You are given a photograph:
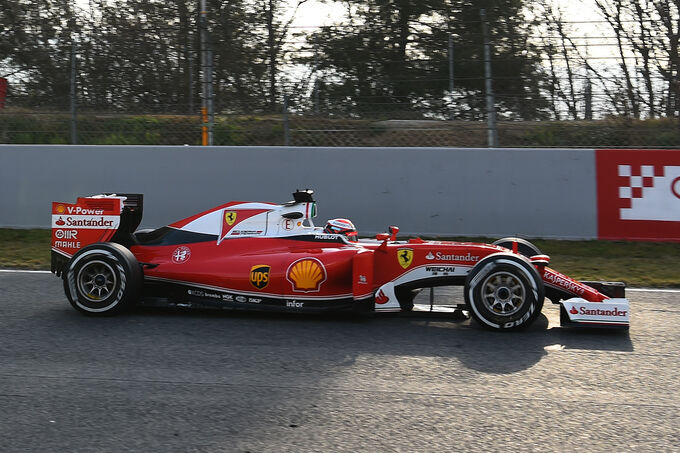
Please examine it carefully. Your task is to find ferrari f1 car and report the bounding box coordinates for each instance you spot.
[50,190,630,330]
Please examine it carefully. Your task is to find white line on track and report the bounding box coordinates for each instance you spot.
[627,287,680,294]
[0,269,52,274]
[2,269,680,294]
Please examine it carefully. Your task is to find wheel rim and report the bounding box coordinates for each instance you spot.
[480,271,526,316]
[77,260,117,303]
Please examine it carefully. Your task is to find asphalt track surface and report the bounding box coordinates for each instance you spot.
[1,271,679,452]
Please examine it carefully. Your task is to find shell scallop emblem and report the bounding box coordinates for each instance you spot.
[286,258,327,292]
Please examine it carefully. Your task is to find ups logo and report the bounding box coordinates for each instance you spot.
[250,265,271,290]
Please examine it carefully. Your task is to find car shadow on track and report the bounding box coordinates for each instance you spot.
[118,305,633,375]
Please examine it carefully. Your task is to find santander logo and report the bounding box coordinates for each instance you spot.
[569,305,628,317]
[375,290,388,304]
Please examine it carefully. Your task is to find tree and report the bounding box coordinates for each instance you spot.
[0,0,310,114]
[0,0,77,107]
[296,0,549,120]
[592,0,680,118]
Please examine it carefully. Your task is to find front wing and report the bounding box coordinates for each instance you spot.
[560,298,630,328]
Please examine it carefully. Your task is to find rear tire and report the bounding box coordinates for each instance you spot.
[63,243,142,315]
[464,253,544,331]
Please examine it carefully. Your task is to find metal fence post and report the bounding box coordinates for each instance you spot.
[208,41,214,145]
[200,0,213,145]
[283,93,290,146]
[70,40,77,145]
[584,36,592,120]
[187,37,194,115]
[314,36,320,115]
[584,79,593,120]
[448,33,454,120]
[480,9,497,147]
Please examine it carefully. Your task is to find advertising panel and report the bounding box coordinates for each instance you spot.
[596,149,680,241]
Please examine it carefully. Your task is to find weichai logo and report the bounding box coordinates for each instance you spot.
[250,265,271,290]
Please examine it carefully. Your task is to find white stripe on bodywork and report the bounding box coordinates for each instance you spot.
[144,275,354,301]
[180,210,224,235]
[181,203,277,235]
[390,264,472,286]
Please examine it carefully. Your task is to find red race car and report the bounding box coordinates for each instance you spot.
[50,190,630,330]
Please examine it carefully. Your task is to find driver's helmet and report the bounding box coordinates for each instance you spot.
[324,218,358,241]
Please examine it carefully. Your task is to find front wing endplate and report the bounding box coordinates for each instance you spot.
[560,298,630,328]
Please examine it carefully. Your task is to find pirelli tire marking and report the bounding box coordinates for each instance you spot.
[465,255,544,330]
[64,244,141,315]
[67,249,127,313]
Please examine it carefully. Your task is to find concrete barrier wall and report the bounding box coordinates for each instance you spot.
[0,145,597,239]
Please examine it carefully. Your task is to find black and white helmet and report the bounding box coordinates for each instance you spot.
[323,218,358,241]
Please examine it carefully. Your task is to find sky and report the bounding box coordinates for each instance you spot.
[71,0,604,36]
[70,0,611,59]
[290,0,602,27]
[287,0,612,60]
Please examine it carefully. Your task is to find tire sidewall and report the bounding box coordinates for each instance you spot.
[492,237,542,259]
[465,253,544,330]
[64,243,141,315]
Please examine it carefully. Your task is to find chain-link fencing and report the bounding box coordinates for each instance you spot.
[2,1,679,148]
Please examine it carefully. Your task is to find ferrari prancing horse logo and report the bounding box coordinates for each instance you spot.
[225,211,237,225]
[397,248,414,269]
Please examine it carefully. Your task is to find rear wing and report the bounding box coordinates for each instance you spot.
[51,193,143,276]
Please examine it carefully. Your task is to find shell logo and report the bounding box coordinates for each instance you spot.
[286,258,327,292]
[55,204,66,214]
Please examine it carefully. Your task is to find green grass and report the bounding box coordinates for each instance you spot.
[529,239,680,288]
[0,229,52,270]
[2,111,680,148]
[2,229,679,288]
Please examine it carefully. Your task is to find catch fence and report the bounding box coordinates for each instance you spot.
[2,2,679,148]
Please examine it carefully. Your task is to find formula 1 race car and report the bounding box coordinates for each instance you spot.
[50,190,630,330]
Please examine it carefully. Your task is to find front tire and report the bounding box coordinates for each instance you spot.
[464,253,544,331]
[492,237,542,258]
[63,243,142,315]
